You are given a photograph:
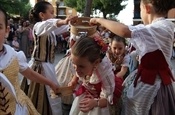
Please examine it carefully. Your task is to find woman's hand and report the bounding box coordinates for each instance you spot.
[64,15,78,24]
[79,92,97,112]
[90,18,100,26]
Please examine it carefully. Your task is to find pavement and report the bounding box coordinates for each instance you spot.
[53,53,65,66]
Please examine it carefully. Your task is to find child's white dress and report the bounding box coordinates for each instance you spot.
[122,18,175,115]
[69,56,115,115]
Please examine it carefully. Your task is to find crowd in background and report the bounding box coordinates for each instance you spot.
[4,18,71,58]
[1,0,175,114]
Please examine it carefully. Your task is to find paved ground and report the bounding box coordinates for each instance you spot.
[53,53,65,66]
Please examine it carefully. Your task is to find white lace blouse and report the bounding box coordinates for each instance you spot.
[128,18,175,67]
[77,56,115,104]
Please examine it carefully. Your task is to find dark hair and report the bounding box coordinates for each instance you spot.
[71,37,105,63]
[142,0,175,16]
[29,1,51,23]
[0,7,8,28]
[110,35,127,46]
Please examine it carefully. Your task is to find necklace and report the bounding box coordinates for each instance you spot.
[84,75,91,83]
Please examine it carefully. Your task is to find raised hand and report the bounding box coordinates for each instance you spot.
[64,15,78,24]
[90,18,100,26]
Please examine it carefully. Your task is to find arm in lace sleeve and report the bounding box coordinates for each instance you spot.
[34,18,69,36]
[97,57,115,104]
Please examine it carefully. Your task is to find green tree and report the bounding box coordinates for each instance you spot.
[0,0,32,19]
[64,0,126,18]
[64,0,83,12]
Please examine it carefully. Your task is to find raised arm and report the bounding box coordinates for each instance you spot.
[90,18,131,38]
[35,16,78,36]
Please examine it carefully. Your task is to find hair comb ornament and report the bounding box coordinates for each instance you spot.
[93,35,108,54]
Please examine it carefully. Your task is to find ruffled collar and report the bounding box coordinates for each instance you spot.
[152,17,165,23]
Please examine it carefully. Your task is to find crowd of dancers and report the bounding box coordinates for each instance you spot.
[0,0,175,115]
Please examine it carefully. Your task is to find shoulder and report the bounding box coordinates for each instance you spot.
[128,24,145,32]
[98,56,113,71]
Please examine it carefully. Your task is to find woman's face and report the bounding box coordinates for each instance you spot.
[22,21,27,27]
[71,54,97,77]
[0,11,9,49]
[110,40,125,57]
[41,5,55,20]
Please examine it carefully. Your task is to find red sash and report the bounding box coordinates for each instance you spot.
[75,82,102,98]
[134,50,174,87]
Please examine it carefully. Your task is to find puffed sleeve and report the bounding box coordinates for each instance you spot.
[16,51,28,72]
[97,56,115,104]
[121,54,130,67]
[34,19,60,36]
[54,25,69,35]
[128,24,147,55]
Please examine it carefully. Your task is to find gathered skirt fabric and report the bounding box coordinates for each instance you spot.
[121,69,175,115]
[21,60,62,115]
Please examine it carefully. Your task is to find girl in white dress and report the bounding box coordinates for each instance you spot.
[106,35,130,115]
[0,7,59,115]
[90,0,175,114]
[20,1,77,115]
[107,35,130,80]
[69,36,115,115]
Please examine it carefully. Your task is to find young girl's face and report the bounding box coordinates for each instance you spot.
[41,5,55,21]
[71,54,97,77]
[0,11,9,48]
[110,40,125,57]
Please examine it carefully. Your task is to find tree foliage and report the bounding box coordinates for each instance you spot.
[64,0,126,18]
[0,0,32,19]
[64,0,84,12]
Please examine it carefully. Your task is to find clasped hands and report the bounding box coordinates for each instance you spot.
[79,91,99,113]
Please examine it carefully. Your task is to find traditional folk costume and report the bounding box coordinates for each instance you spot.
[69,56,115,115]
[58,17,114,115]
[107,50,130,78]
[106,49,130,115]
[0,44,40,115]
[122,18,175,115]
[55,55,75,114]
[21,19,69,115]
[55,17,102,115]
